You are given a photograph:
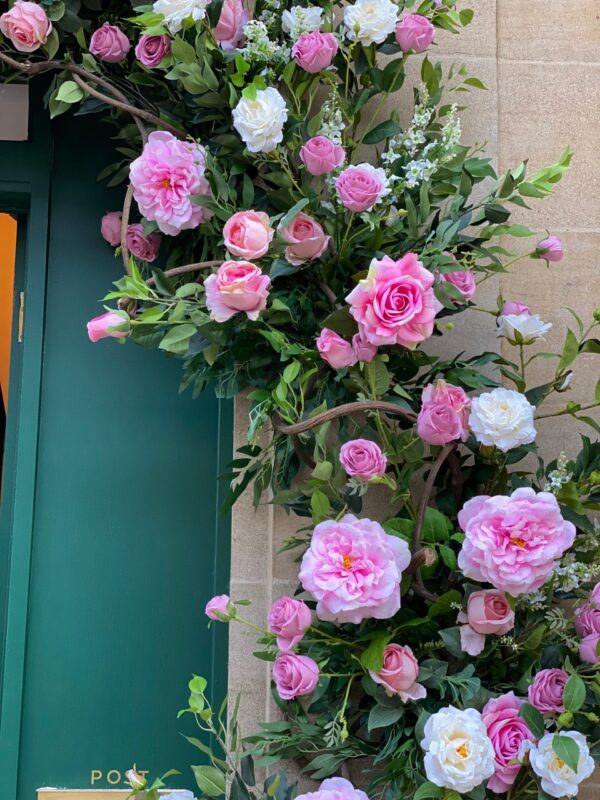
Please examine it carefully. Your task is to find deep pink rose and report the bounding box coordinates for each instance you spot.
[223,211,274,260]
[268,596,312,651]
[300,136,345,176]
[502,301,531,315]
[528,669,568,713]
[292,31,338,73]
[0,1,52,53]
[536,235,564,263]
[575,583,600,636]
[580,633,600,665]
[369,644,426,701]
[214,0,249,50]
[279,212,329,265]
[352,330,377,362]
[101,211,123,246]
[204,260,271,322]
[87,311,130,343]
[272,653,319,700]
[296,779,369,800]
[299,514,411,624]
[90,22,130,63]
[439,269,476,303]
[467,590,515,635]
[339,439,387,480]
[316,329,357,369]
[482,692,533,793]
[126,224,161,262]
[395,14,435,53]
[336,164,388,212]
[130,131,211,236]
[457,489,576,596]
[135,34,171,68]
[417,380,470,445]
[346,253,442,348]
[205,594,231,620]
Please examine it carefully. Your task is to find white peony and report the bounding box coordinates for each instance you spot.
[469,387,536,452]
[420,706,495,794]
[497,312,552,345]
[153,0,211,34]
[233,88,288,153]
[528,733,595,798]
[343,0,398,45]
[281,6,323,39]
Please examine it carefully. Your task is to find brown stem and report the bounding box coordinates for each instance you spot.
[145,260,222,286]
[272,401,416,436]
[71,72,148,143]
[412,443,457,556]
[120,183,134,272]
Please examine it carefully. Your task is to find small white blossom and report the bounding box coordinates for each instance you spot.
[344,0,398,46]
[527,732,595,798]
[281,5,323,39]
[152,0,210,33]
[319,100,346,144]
[240,20,290,65]
[469,388,536,452]
[404,158,438,188]
[497,312,552,345]
[233,87,288,153]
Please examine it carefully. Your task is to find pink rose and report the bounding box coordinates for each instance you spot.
[101,211,123,246]
[0,1,52,53]
[459,625,486,656]
[467,590,515,635]
[214,0,249,51]
[272,653,319,700]
[438,269,476,303]
[223,211,274,260]
[339,439,387,480]
[279,212,329,265]
[352,330,377,362]
[316,328,357,369]
[268,596,312,651]
[126,224,161,262]
[300,136,345,177]
[336,163,389,213]
[299,514,411,624]
[346,253,442,348]
[482,692,534,794]
[135,34,171,68]
[205,594,231,620]
[575,583,600,636]
[395,14,435,53]
[90,22,130,63]
[417,379,471,445]
[369,644,426,701]
[580,633,600,665]
[87,311,130,343]
[205,261,270,323]
[292,31,338,73]
[457,489,576,596]
[528,668,568,713]
[502,301,531,315]
[296,779,369,800]
[536,235,564,263]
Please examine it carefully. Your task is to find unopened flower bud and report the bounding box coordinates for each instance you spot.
[589,471,600,486]
[556,372,573,392]
[594,308,600,322]
[558,711,573,728]
[126,768,147,790]
[566,401,581,414]
[584,712,600,723]
[444,322,455,331]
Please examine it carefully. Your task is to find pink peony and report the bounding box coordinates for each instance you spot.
[101,211,123,246]
[0,1,52,53]
[205,594,231,620]
[346,253,442,348]
[457,488,575,596]
[536,235,564,263]
[135,34,171,68]
[204,260,271,323]
[528,669,568,713]
[417,379,471,445]
[352,330,377,362]
[300,136,345,176]
[292,31,338,73]
[126,224,161,262]
[316,328,357,369]
[295,778,369,800]
[268,596,312,651]
[439,269,476,303]
[279,212,329,265]
[335,163,389,213]
[395,14,435,53]
[339,439,387,480]
[299,514,411,624]
[482,692,534,793]
[575,583,600,637]
[214,0,249,50]
[467,590,515,635]
[580,633,600,665]
[89,22,130,63]
[87,311,130,343]
[223,210,274,260]
[502,301,531,315]
[129,131,211,236]
[369,644,426,701]
[272,653,319,700]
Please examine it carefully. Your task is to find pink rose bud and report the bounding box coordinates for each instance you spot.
[126,769,147,790]
[204,594,231,621]
[467,590,515,635]
[126,224,161,262]
[528,668,568,713]
[395,14,435,53]
[339,439,387,480]
[204,260,271,322]
[101,211,123,246]
[292,31,338,73]
[417,380,471,445]
[223,211,274,260]
[272,653,319,700]
[90,22,130,63]
[438,269,476,303]
[352,330,377,363]
[482,693,534,794]
[0,0,52,53]
[335,164,388,213]
[279,212,330,265]
[574,583,600,637]
[300,136,345,177]
[502,300,531,316]
[135,34,171,68]
[214,0,249,51]
[369,644,426,701]
[536,235,564,262]
[316,328,357,370]
[87,311,130,343]
[579,633,600,665]
[268,596,312,651]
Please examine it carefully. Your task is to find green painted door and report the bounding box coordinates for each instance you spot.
[0,100,231,798]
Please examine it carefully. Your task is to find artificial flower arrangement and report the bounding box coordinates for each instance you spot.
[2,0,600,799]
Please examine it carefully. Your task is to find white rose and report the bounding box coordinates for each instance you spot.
[344,0,398,46]
[233,88,288,153]
[497,312,552,345]
[421,706,495,794]
[469,387,536,452]
[529,733,595,798]
[281,6,323,39]
[153,0,210,34]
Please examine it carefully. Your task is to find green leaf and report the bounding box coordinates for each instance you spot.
[367,704,403,731]
[422,508,453,543]
[159,323,197,355]
[413,782,443,800]
[311,461,333,481]
[552,735,580,773]
[56,80,84,104]
[360,631,391,672]
[428,590,462,619]
[192,765,226,797]
[362,120,401,145]
[563,673,586,713]
[172,35,197,63]
[310,490,330,521]
[279,198,310,228]
[518,702,545,739]
[557,328,579,372]
[438,544,457,570]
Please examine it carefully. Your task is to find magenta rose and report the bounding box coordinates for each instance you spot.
[528,668,568,713]
[214,0,249,50]
[135,34,171,68]
[369,644,426,701]
[268,596,312,651]
[502,300,531,315]
[439,269,476,303]
[352,330,377,363]
[295,779,369,800]
[300,136,345,176]
[417,379,471,445]
[482,692,534,793]
[223,211,274,260]
[395,14,435,53]
[272,653,319,700]
[101,211,123,246]
[336,163,389,212]
[87,311,130,343]
[339,439,387,480]
[536,235,564,263]
[279,212,329,265]
[205,594,231,621]
[299,514,411,624]
[292,31,338,73]
[316,328,357,370]
[575,583,600,636]
[346,253,442,348]
[204,260,271,323]
[580,633,600,665]
[0,1,52,53]
[467,590,515,635]
[90,22,130,63]
[126,224,161,262]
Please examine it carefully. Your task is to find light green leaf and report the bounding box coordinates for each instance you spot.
[158,323,197,355]
[552,735,580,774]
[56,80,84,104]
[192,765,226,797]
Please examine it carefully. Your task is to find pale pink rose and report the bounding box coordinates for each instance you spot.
[352,330,377,362]
[395,13,435,53]
[457,488,576,596]
[316,328,357,369]
[268,596,312,651]
[335,163,389,212]
[214,0,249,51]
[459,624,486,656]
[279,212,329,265]
[292,31,338,73]
[528,669,568,713]
[339,439,387,480]
[87,311,130,343]
[502,301,531,315]
[369,644,426,701]
[135,34,171,68]
[101,211,123,246]
[299,514,411,624]
[346,254,442,348]
[467,590,515,635]
[575,583,600,636]
[536,235,564,263]
[0,1,52,53]
[295,778,369,800]
[439,269,476,303]
[223,211,274,260]
[580,633,600,665]
[482,692,534,794]
[205,594,231,620]
[272,653,319,700]
[204,260,271,322]
[90,22,130,63]
[300,136,345,176]
[417,379,470,445]
[126,224,161,262]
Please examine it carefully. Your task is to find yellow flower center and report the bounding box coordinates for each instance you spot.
[456,743,469,759]
[160,178,171,188]
[512,537,526,548]
[342,555,353,571]
[555,757,565,770]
